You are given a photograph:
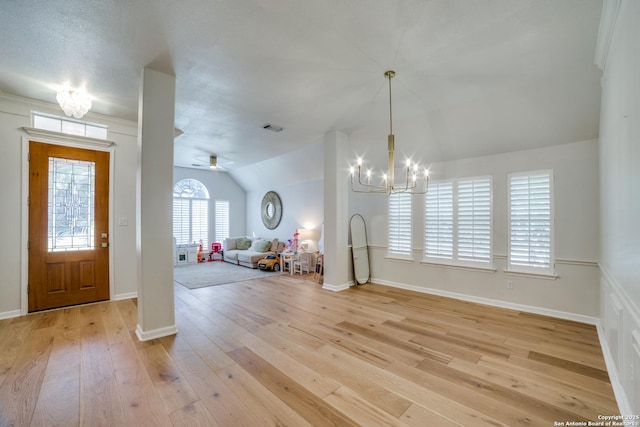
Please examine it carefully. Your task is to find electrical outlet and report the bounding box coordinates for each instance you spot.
[507,280,514,289]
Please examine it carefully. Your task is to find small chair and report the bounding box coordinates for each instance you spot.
[314,253,324,282]
[293,254,311,275]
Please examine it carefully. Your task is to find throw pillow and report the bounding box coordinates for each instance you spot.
[270,238,279,252]
[237,237,252,250]
[255,240,272,252]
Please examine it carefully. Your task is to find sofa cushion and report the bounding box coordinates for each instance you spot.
[250,239,271,253]
[237,251,272,264]
[236,237,252,250]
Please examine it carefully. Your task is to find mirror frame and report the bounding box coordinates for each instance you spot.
[261,191,282,229]
[350,213,370,285]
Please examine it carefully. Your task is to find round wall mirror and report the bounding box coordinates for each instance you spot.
[261,191,282,229]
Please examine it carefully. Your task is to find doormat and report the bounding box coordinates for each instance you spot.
[174,261,281,289]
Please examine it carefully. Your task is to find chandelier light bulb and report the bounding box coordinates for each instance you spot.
[357,157,362,166]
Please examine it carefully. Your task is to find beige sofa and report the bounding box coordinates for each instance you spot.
[223,237,285,269]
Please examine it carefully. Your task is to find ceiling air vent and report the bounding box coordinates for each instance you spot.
[262,123,284,132]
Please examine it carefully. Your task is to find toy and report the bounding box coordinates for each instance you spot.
[257,254,281,271]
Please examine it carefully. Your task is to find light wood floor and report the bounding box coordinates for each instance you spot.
[0,273,618,426]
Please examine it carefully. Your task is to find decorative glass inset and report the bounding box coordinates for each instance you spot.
[48,157,95,252]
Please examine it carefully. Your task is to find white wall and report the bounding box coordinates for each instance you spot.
[597,0,640,414]
[233,143,324,247]
[173,166,246,243]
[0,94,139,317]
[348,139,601,318]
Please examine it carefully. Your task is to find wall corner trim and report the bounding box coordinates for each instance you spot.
[594,0,623,70]
[135,324,178,342]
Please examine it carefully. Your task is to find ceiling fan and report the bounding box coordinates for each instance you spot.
[191,154,234,171]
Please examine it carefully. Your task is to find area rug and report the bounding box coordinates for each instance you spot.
[174,261,281,289]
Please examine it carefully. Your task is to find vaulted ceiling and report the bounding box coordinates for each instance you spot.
[0,0,603,173]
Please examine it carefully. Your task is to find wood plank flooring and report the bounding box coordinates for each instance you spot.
[0,273,618,426]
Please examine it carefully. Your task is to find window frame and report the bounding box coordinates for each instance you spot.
[507,170,555,276]
[423,175,494,269]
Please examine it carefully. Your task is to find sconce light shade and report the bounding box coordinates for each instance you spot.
[56,87,92,119]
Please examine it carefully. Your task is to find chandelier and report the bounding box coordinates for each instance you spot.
[350,71,429,195]
[56,86,92,119]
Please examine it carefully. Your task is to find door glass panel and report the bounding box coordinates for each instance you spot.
[48,157,95,252]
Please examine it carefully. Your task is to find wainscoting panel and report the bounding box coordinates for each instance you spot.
[600,266,640,416]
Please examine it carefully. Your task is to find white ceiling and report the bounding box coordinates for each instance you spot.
[0,0,603,172]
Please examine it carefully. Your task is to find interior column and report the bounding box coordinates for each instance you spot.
[323,130,350,291]
[135,67,178,341]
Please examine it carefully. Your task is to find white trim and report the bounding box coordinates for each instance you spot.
[370,277,599,325]
[20,134,115,315]
[555,258,599,267]
[113,292,138,301]
[595,0,623,71]
[135,324,179,342]
[322,281,352,292]
[503,269,559,280]
[0,310,22,320]
[23,126,114,148]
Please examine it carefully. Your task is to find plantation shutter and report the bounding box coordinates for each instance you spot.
[509,171,553,272]
[424,181,454,259]
[173,198,190,245]
[457,178,492,263]
[388,192,412,256]
[191,199,209,245]
[215,200,230,243]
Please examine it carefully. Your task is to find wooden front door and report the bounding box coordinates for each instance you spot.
[28,141,110,312]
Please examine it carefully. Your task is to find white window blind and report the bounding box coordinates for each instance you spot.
[215,200,230,243]
[190,199,209,244]
[508,171,553,273]
[388,192,412,256]
[424,181,453,260]
[172,199,191,245]
[457,178,492,263]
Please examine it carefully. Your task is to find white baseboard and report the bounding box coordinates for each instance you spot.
[371,277,599,325]
[322,281,352,292]
[113,292,137,301]
[0,309,21,320]
[135,323,179,342]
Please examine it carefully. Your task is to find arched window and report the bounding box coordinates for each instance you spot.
[173,179,209,245]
